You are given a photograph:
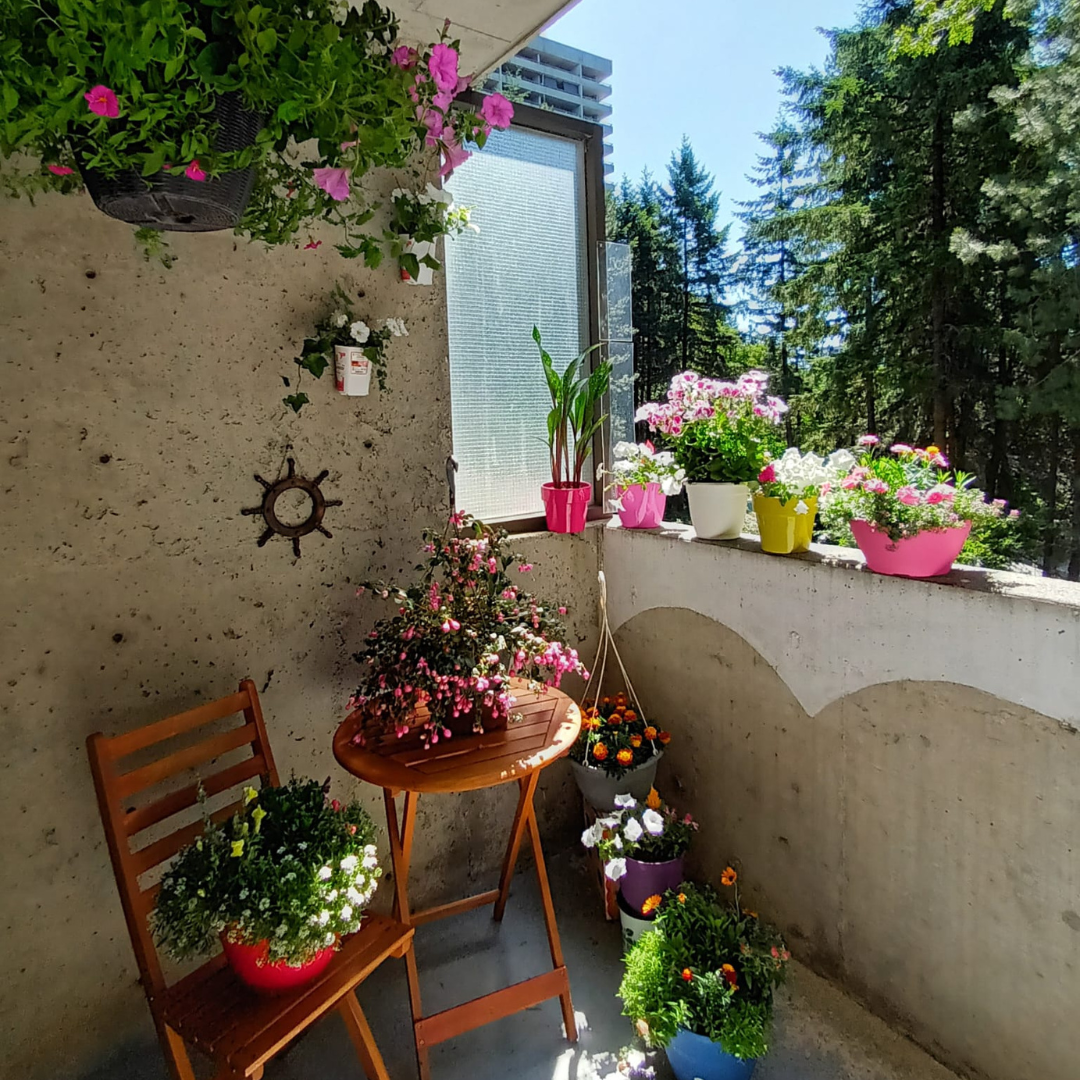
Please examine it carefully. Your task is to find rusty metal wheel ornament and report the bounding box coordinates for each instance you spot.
[241,458,342,557]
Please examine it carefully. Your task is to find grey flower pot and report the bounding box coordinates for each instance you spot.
[570,751,663,812]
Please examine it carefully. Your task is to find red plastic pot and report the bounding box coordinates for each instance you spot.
[541,482,590,534]
[616,483,666,529]
[850,519,971,578]
[221,935,335,994]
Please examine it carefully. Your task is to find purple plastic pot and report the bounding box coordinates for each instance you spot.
[619,855,686,915]
[616,483,666,529]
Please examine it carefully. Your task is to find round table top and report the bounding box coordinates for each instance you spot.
[333,680,582,795]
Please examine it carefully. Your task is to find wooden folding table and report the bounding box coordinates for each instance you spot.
[333,680,581,1080]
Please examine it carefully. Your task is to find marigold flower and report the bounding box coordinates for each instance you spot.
[623,709,637,722]
[616,748,634,766]
[681,967,693,982]
[641,894,662,916]
[646,788,662,811]
[721,963,738,989]
[630,735,643,748]
[677,892,687,904]
[643,725,658,741]
[615,693,627,706]
[721,866,737,886]
[658,731,671,745]
[592,742,608,762]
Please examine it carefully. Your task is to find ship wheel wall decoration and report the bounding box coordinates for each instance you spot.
[241,458,342,557]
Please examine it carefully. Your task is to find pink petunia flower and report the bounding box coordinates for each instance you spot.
[313,166,351,201]
[391,45,417,69]
[47,164,74,176]
[758,464,776,484]
[864,478,890,495]
[185,160,206,182]
[896,486,921,506]
[480,92,514,130]
[432,89,454,113]
[84,85,119,118]
[428,42,460,93]
[438,130,471,178]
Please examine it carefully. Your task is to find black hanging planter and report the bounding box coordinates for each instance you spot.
[81,93,264,232]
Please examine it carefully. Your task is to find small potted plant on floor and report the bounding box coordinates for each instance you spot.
[582,791,697,918]
[568,693,670,810]
[152,778,381,994]
[636,372,785,540]
[535,327,612,534]
[819,437,1019,578]
[601,442,686,529]
[619,878,790,1080]
[752,448,855,555]
[349,513,588,748]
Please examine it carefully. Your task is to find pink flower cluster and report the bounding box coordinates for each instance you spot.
[635,370,787,438]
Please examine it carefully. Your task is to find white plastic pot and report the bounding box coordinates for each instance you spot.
[334,345,371,397]
[399,237,435,286]
[686,482,750,540]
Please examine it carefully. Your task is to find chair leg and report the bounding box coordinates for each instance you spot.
[157,1022,197,1080]
[338,992,391,1080]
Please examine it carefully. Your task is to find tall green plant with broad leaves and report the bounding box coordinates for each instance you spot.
[534,326,611,487]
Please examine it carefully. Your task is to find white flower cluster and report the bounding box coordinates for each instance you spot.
[606,441,687,501]
[580,793,665,882]
[768,447,856,499]
[310,843,380,942]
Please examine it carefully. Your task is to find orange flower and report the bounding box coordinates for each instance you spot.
[721,963,738,990]
[592,742,608,762]
[583,715,600,731]
[623,709,637,722]
[615,693,627,706]
[643,725,658,741]
[743,908,758,919]
[681,967,693,982]
[721,867,737,887]
[630,734,642,748]
[640,894,662,916]
[677,892,687,904]
[608,712,622,725]
[646,787,662,810]
[616,748,634,766]
[658,731,671,745]
[926,445,941,455]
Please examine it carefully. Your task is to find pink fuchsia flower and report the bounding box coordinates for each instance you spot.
[428,42,460,93]
[313,166,351,201]
[480,92,514,129]
[758,464,776,484]
[890,443,913,455]
[864,478,890,495]
[84,85,119,118]
[304,240,322,250]
[438,131,471,178]
[857,434,880,446]
[47,164,74,176]
[391,45,417,69]
[518,563,533,572]
[184,160,206,182]
[896,485,921,506]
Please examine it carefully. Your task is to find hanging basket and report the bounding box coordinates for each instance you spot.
[81,93,264,232]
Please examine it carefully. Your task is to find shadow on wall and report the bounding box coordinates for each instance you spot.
[613,606,1080,1080]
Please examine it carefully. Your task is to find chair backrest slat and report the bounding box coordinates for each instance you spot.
[87,679,279,1001]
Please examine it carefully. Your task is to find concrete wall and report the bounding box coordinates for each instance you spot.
[0,183,599,1079]
[604,523,1080,1080]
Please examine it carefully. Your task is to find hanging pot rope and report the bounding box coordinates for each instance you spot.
[583,570,647,725]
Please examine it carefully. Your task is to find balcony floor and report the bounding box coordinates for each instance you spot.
[88,854,959,1080]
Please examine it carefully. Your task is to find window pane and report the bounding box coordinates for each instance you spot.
[445,125,589,521]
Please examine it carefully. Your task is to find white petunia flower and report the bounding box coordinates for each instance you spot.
[581,823,603,849]
[642,808,665,836]
[604,858,627,881]
[326,889,338,902]
[624,817,643,843]
[332,312,348,328]
[613,793,637,809]
[349,320,370,344]
[318,865,333,881]
[340,904,353,921]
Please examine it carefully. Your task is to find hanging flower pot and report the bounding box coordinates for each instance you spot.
[685,483,749,540]
[81,94,264,231]
[398,237,437,285]
[666,1028,757,1080]
[334,346,372,397]
[752,493,817,555]
[616,483,667,529]
[221,934,336,995]
[570,750,663,812]
[542,482,591,534]
[850,519,971,578]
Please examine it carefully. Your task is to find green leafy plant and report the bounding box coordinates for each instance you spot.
[385,182,476,279]
[534,326,611,487]
[618,878,790,1061]
[152,777,380,966]
[285,282,406,412]
[0,2,513,262]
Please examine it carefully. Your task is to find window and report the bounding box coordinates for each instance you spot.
[445,103,605,525]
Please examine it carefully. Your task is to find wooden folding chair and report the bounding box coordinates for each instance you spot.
[87,678,414,1080]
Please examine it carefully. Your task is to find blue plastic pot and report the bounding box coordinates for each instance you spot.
[666,1028,757,1080]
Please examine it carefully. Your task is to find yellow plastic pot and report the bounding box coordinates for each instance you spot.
[752,493,818,555]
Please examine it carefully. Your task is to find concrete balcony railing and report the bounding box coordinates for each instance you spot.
[538,520,1079,1080]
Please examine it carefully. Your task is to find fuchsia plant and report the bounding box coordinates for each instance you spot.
[349,514,587,748]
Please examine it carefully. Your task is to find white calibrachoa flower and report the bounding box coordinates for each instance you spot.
[641,808,665,836]
[318,865,333,881]
[624,817,644,843]
[349,320,370,344]
[605,857,627,881]
[340,904,353,921]
[340,854,359,872]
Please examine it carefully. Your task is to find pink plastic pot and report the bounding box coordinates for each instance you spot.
[617,483,666,529]
[542,482,590,534]
[850,519,972,578]
[221,935,335,995]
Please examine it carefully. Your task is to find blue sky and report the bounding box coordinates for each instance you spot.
[549,0,865,231]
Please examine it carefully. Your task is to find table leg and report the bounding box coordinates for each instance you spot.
[493,773,539,922]
[526,800,577,1042]
[384,788,430,1080]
